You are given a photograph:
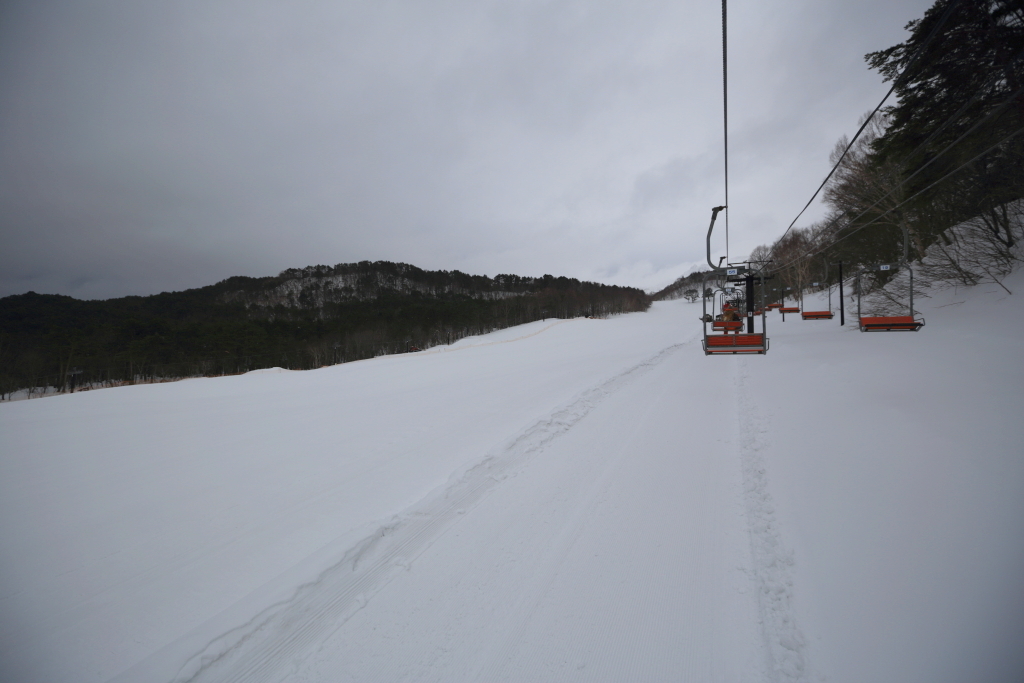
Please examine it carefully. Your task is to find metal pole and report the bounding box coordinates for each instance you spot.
[838,261,845,326]
[909,266,917,321]
[701,274,709,351]
[67,368,83,393]
[745,273,755,333]
[760,272,767,336]
[856,270,862,322]
[823,260,831,312]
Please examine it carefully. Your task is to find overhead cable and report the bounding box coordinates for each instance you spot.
[774,79,1024,271]
[765,0,964,261]
[722,0,729,263]
[774,122,1024,272]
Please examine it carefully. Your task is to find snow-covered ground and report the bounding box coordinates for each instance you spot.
[2,273,1023,683]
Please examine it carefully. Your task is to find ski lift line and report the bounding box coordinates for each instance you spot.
[765,0,965,262]
[773,121,1024,273]
[776,79,1024,272]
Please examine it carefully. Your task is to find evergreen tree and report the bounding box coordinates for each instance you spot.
[866,0,1024,247]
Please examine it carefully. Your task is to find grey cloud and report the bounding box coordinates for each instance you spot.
[1,0,935,298]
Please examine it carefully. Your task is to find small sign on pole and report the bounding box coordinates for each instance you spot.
[67,367,83,393]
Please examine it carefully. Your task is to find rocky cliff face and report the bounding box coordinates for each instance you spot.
[220,264,524,310]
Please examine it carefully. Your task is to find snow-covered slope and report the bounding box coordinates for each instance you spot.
[1,273,1022,683]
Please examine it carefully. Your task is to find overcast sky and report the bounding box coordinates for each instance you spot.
[0,0,934,300]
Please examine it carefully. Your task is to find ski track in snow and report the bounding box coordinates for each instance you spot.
[463,406,642,682]
[167,341,687,683]
[735,358,809,683]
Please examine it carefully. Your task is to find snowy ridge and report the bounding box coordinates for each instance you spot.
[735,359,808,682]
[165,341,686,683]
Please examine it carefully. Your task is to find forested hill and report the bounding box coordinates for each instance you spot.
[215,261,639,311]
[0,261,649,398]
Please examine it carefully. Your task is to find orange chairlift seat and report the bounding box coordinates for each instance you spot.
[705,333,768,354]
[712,319,745,333]
[859,315,924,331]
[774,292,798,319]
[801,310,834,320]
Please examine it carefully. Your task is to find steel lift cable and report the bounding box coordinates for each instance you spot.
[722,0,729,263]
[774,81,1024,271]
[765,0,965,262]
[775,120,1024,272]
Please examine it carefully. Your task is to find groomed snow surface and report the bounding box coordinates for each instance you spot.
[2,273,1023,683]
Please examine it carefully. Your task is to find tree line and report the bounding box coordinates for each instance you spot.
[0,261,650,399]
[726,0,1024,313]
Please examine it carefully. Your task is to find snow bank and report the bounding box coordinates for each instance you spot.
[1,271,1022,683]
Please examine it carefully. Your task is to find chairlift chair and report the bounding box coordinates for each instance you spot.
[700,207,769,354]
[798,309,831,321]
[802,272,835,320]
[856,225,925,332]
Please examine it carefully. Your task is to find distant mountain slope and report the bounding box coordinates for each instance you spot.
[0,261,649,397]
[649,269,712,301]
[213,261,640,313]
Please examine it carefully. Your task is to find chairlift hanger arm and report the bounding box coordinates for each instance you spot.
[706,206,727,271]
